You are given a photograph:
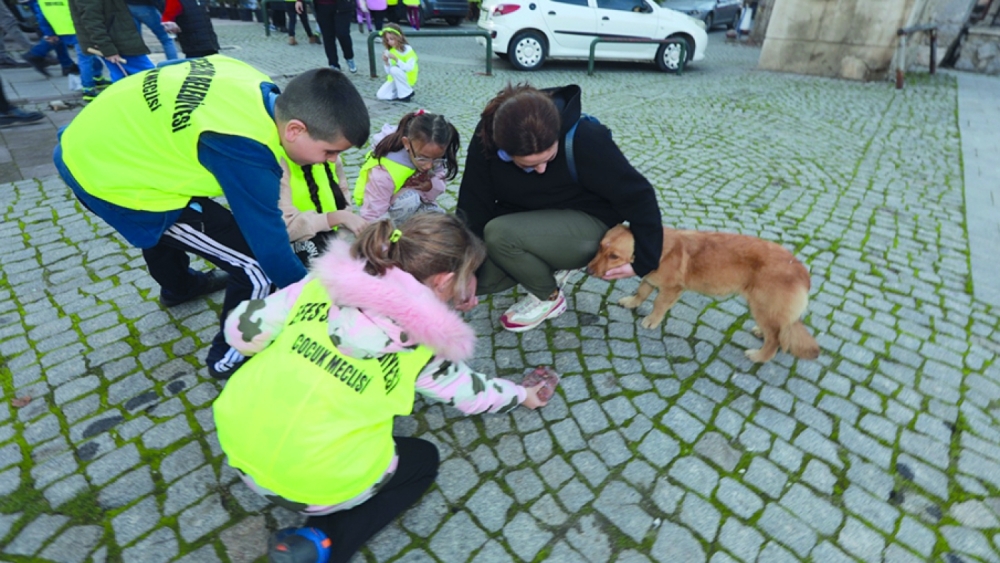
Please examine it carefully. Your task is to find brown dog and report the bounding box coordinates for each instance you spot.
[587,224,820,363]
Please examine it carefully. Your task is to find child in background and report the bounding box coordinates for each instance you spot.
[356,0,373,34]
[354,110,458,223]
[214,214,548,563]
[161,0,220,58]
[287,0,321,45]
[376,24,417,102]
[30,0,110,102]
[277,153,368,265]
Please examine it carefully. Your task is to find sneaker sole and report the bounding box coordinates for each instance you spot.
[500,298,568,332]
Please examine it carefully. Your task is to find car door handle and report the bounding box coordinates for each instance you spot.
[602,15,609,19]
[548,10,556,14]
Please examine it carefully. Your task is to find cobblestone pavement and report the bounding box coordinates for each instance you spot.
[2,18,1000,563]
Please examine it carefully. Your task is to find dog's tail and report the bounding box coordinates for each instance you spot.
[780,321,820,359]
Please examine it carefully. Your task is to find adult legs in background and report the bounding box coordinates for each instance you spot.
[0,78,45,125]
[305,438,439,563]
[23,37,75,76]
[369,9,384,30]
[476,209,608,299]
[333,8,354,68]
[313,3,340,67]
[128,3,179,59]
[285,2,299,38]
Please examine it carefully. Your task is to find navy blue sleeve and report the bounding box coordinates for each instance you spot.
[198,132,307,288]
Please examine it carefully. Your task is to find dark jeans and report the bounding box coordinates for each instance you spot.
[369,8,385,30]
[286,2,315,37]
[314,4,354,66]
[308,437,439,563]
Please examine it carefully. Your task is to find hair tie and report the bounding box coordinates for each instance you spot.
[414,109,425,116]
[389,229,403,243]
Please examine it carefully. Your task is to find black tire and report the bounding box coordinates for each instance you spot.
[655,35,693,73]
[508,30,546,71]
[445,16,462,26]
[704,12,714,30]
[727,9,740,29]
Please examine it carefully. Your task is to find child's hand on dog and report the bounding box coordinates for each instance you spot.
[601,263,636,280]
[521,384,549,410]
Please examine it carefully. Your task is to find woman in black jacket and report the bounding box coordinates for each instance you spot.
[456,83,663,332]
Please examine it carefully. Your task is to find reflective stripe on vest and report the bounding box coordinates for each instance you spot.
[386,47,418,85]
[214,278,435,505]
[353,151,415,207]
[60,56,281,211]
[38,0,74,36]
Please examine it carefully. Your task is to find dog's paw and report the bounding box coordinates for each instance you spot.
[750,325,764,339]
[744,348,773,363]
[640,315,664,329]
[618,295,642,309]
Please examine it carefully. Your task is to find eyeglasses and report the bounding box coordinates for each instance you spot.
[407,146,447,170]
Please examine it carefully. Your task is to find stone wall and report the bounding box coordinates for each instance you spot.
[954,27,1000,73]
[759,0,918,81]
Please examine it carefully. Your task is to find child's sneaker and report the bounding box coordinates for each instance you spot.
[93,76,113,89]
[500,290,567,332]
[81,88,100,103]
[268,527,332,563]
[346,59,357,73]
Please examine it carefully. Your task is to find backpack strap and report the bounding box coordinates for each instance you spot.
[565,114,601,184]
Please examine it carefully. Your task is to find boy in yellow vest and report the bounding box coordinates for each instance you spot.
[53,56,370,379]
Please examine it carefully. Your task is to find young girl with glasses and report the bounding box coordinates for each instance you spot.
[353,110,459,223]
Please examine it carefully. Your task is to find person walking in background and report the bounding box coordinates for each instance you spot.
[29,0,110,102]
[355,0,373,34]
[287,0,320,45]
[161,0,220,58]
[365,0,386,32]
[213,214,549,563]
[0,78,44,127]
[22,0,79,77]
[125,0,179,60]
[402,0,418,29]
[69,0,155,80]
[376,24,416,102]
[0,0,34,68]
[313,0,356,72]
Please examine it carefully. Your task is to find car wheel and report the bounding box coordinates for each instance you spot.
[727,9,740,29]
[508,31,546,71]
[445,16,462,26]
[704,12,714,30]
[656,35,693,73]
[496,53,509,61]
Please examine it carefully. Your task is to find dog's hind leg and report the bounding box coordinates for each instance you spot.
[619,279,656,309]
[745,324,780,363]
[641,286,683,329]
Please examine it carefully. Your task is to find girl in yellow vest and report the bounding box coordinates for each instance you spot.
[376,24,417,102]
[214,214,548,563]
[354,110,457,223]
[277,154,368,265]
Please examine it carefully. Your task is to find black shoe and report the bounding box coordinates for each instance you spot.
[0,108,45,128]
[22,53,50,77]
[159,269,230,307]
[207,359,245,380]
[62,63,80,76]
[397,92,414,103]
[0,57,30,69]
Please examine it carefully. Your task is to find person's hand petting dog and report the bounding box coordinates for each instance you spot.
[601,263,636,280]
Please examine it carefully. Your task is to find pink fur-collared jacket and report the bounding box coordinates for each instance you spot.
[223,240,526,414]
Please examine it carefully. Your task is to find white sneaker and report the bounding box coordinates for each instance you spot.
[501,290,567,332]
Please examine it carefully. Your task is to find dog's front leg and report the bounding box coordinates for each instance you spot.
[618,278,656,309]
[641,286,683,329]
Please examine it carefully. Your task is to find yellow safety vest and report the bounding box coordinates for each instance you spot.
[387,46,418,85]
[38,0,75,36]
[402,0,419,7]
[386,0,398,6]
[60,55,282,212]
[213,278,434,505]
[353,152,415,207]
[288,155,341,213]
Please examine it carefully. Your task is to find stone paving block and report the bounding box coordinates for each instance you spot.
[164,464,217,516]
[429,511,487,562]
[715,477,763,520]
[940,525,1000,563]
[650,521,705,563]
[38,524,103,563]
[178,494,230,542]
[3,513,69,557]
[99,466,155,509]
[662,406,705,444]
[159,441,206,483]
[438,457,479,503]
[571,450,609,488]
[718,517,763,563]
[558,478,596,514]
[680,493,721,542]
[593,481,652,543]
[86,443,139,486]
[142,414,193,451]
[743,457,787,499]
[757,503,817,558]
[120,527,178,563]
[43,473,89,508]
[838,516,886,562]
[401,489,447,538]
[565,514,611,563]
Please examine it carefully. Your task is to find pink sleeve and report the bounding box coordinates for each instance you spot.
[223,278,309,355]
[420,174,447,204]
[415,357,527,414]
[359,166,397,221]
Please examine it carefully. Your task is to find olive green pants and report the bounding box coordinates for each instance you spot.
[476,209,609,299]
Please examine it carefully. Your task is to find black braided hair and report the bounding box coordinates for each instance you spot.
[324,162,349,211]
[302,164,324,213]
